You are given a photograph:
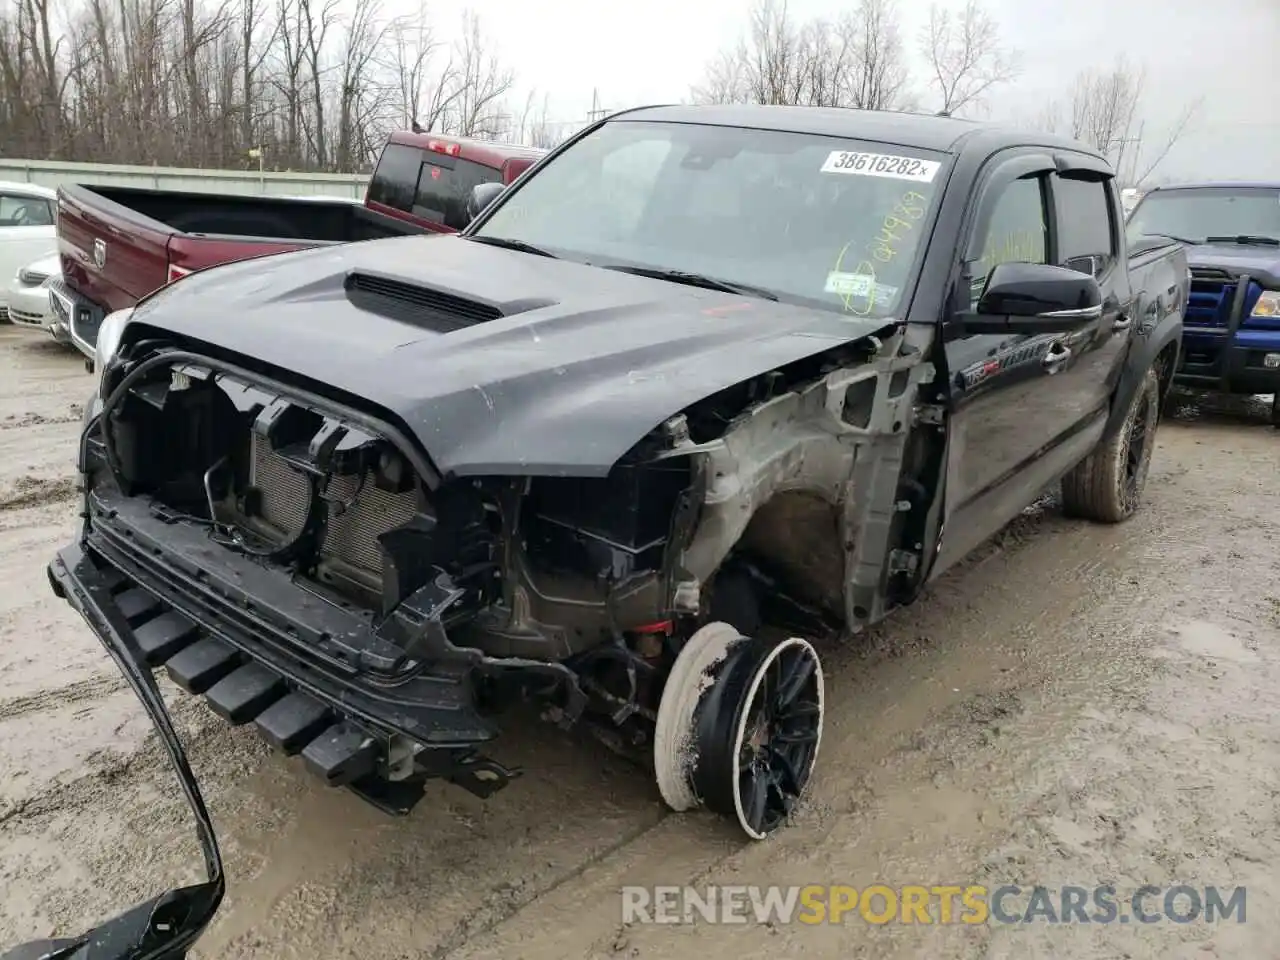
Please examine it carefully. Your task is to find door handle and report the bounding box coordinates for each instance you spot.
[1043,342,1072,372]
[1113,313,1133,333]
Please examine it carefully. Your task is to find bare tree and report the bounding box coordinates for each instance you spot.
[1029,58,1201,187]
[0,0,522,171]
[920,0,1018,116]
[691,0,914,111]
[842,0,913,110]
[515,90,571,149]
[451,11,514,138]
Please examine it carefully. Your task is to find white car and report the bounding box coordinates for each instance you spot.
[6,252,67,342]
[0,180,57,322]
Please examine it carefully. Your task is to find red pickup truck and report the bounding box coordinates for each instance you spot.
[52,132,544,358]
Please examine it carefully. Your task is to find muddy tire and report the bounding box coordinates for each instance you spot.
[1062,366,1161,523]
[654,624,824,840]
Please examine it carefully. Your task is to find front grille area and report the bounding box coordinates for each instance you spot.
[1186,269,1265,330]
[1186,270,1236,328]
[10,308,45,326]
[249,433,419,576]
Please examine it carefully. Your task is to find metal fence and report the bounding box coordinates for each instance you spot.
[0,158,370,199]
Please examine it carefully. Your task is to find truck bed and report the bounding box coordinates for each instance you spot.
[78,186,402,244]
[54,183,430,356]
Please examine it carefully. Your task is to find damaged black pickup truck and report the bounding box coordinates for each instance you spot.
[49,105,1189,840]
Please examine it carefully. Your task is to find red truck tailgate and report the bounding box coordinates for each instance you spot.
[57,187,170,313]
[58,187,315,312]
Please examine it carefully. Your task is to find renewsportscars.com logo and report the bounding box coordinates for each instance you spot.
[620,884,1248,926]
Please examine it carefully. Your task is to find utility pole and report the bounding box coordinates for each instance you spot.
[586,88,609,124]
[1105,125,1144,187]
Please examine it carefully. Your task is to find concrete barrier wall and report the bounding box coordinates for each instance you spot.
[0,158,370,199]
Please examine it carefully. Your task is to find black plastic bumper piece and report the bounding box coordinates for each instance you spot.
[205,663,287,724]
[47,538,521,814]
[303,723,378,786]
[255,692,333,754]
[133,611,201,665]
[166,637,242,694]
[115,587,163,622]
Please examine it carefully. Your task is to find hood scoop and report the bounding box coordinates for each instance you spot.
[345,271,506,332]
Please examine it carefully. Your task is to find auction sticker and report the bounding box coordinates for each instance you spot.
[824,271,900,300]
[824,271,875,296]
[821,150,940,183]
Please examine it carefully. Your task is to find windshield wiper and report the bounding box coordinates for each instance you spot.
[600,264,779,301]
[1204,235,1280,246]
[1143,232,1203,245]
[465,235,558,258]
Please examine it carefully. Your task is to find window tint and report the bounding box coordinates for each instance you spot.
[0,193,53,227]
[1055,175,1115,276]
[367,144,421,212]
[969,175,1048,307]
[412,157,501,231]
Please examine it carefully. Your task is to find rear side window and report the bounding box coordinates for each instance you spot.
[367,144,421,212]
[1054,175,1116,277]
[0,193,54,227]
[413,157,502,231]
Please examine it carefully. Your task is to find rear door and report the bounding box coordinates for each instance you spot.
[1049,161,1134,417]
[934,151,1110,573]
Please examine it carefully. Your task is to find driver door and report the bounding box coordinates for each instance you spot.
[933,153,1106,574]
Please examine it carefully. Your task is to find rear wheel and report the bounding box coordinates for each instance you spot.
[1062,367,1161,523]
[654,623,824,840]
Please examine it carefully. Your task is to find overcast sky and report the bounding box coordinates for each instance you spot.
[417,0,1279,182]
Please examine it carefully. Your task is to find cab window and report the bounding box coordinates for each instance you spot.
[0,193,54,227]
[968,174,1049,308]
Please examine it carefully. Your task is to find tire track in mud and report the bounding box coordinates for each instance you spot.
[0,672,126,723]
[0,476,79,512]
[0,411,82,432]
[0,696,211,828]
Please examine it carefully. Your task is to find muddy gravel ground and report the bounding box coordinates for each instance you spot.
[0,322,1277,959]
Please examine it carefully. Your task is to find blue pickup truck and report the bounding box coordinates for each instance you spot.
[1126,181,1280,425]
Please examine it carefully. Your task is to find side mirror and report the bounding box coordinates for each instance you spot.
[466,182,505,223]
[963,262,1103,334]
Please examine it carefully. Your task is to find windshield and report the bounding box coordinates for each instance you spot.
[1127,186,1280,245]
[472,120,948,318]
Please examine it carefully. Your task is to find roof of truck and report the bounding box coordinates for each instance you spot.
[0,180,58,200]
[386,131,546,168]
[610,104,1103,159]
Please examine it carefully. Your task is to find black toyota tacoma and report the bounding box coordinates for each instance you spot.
[49,105,1188,840]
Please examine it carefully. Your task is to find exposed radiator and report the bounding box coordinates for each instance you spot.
[249,433,419,575]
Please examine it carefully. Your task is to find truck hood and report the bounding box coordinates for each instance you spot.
[129,235,891,478]
[1186,244,1280,288]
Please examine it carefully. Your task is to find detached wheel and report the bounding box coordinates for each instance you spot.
[1062,367,1161,523]
[654,623,824,840]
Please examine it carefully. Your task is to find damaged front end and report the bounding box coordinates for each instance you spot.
[53,322,933,825]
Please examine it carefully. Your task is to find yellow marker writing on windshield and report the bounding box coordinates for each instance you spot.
[871,190,928,263]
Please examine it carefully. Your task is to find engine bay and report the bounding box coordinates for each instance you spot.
[93,359,697,676]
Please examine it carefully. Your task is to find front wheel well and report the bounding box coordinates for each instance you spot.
[733,489,846,621]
